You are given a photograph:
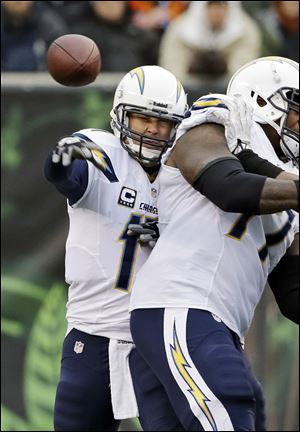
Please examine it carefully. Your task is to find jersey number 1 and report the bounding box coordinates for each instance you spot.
[115,214,152,292]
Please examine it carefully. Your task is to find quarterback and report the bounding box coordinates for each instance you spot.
[129,57,299,431]
[44,65,188,431]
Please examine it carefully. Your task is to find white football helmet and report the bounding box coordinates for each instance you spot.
[110,65,188,165]
[227,56,299,167]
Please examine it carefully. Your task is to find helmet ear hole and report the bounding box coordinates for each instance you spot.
[257,96,267,107]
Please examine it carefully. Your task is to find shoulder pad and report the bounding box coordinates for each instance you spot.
[72,129,121,149]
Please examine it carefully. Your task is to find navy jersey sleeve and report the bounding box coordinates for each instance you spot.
[44,150,89,205]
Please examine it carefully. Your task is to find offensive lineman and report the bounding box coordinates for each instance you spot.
[44,65,188,431]
[129,57,299,431]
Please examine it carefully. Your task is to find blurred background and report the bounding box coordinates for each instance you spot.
[1,1,299,431]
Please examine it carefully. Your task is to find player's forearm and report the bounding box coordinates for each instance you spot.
[259,179,298,214]
[44,150,72,182]
[44,150,88,203]
[276,171,299,180]
[236,149,299,180]
[192,157,298,214]
[175,124,299,214]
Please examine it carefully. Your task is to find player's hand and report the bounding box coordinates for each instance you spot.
[52,136,105,169]
[127,220,159,248]
[193,93,253,154]
[223,94,253,155]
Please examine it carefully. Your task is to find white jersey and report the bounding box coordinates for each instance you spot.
[251,122,299,272]
[65,129,159,341]
[130,119,299,340]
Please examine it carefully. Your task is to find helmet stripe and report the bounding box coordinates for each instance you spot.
[176,80,182,103]
[129,67,145,94]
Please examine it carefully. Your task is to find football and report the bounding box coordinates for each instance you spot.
[47,34,101,87]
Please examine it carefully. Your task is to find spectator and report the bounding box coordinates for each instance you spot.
[241,1,272,19]
[1,1,67,72]
[69,1,160,71]
[128,1,189,31]
[257,1,299,61]
[42,1,91,27]
[159,1,262,81]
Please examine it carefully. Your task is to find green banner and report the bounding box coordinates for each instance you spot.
[1,87,112,431]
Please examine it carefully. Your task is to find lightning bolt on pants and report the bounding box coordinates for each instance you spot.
[130,308,266,431]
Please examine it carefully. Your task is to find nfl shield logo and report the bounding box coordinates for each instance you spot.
[151,187,158,198]
[74,341,84,354]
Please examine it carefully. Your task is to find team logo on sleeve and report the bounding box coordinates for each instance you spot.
[191,97,228,111]
[73,132,119,183]
[118,187,137,208]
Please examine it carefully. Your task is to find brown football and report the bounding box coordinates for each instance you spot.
[47,34,101,86]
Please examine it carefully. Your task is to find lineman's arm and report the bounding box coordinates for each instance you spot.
[234,149,299,180]
[268,234,299,325]
[276,171,298,180]
[168,123,298,214]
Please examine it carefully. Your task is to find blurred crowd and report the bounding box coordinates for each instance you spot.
[1,0,299,80]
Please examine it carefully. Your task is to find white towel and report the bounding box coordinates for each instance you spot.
[109,338,139,420]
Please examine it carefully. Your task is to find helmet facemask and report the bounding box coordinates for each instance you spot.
[269,87,299,167]
[113,103,182,166]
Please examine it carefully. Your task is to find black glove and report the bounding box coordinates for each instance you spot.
[127,220,159,248]
[52,136,105,170]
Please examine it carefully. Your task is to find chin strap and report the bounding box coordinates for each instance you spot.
[280,136,299,167]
